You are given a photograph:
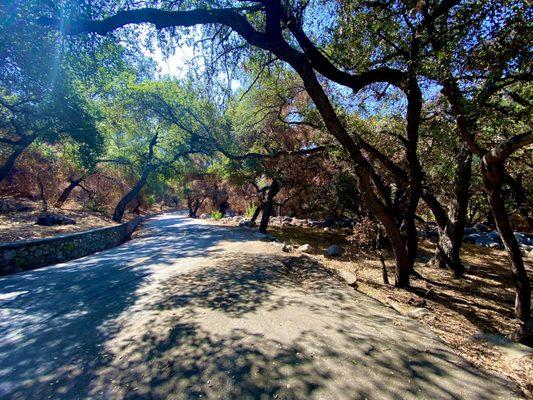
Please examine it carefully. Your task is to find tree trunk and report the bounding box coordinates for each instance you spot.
[483,161,531,323]
[430,143,471,276]
[113,167,152,222]
[293,61,410,287]
[187,197,204,218]
[250,203,264,226]
[259,179,281,234]
[380,212,411,288]
[404,67,424,272]
[55,176,85,208]
[0,140,32,183]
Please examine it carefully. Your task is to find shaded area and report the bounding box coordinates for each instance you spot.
[0,214,520,399]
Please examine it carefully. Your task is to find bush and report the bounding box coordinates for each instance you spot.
[244,204,257,219]
[146,194,156,208]
[212,210,223,220]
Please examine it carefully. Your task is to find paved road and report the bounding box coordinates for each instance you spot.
[0,213,520,399]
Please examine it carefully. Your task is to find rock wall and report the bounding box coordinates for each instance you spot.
[0,217,143,276]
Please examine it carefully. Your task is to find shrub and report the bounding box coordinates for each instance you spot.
[244,204,257,219]
[146,194,156,208]
[212,210,223,220]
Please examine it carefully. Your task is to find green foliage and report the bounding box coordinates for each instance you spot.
[211,210,223,220]
[244,204,257,219]
[146,194,156,208]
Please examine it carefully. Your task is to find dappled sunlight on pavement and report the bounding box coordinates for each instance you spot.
[0,213,520,399]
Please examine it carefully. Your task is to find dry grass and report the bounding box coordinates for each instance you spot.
[262,225,533,398]
[0,197,118,242]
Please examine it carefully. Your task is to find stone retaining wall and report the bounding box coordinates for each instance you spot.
[0,217,143,276]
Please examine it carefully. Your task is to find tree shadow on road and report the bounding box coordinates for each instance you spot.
[0,215,521,399]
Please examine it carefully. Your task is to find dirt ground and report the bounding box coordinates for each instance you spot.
[0,197,118,242]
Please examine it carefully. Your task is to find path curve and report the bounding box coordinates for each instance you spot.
[0,213,520,399]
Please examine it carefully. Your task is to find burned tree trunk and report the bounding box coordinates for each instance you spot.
[187,195,205,218]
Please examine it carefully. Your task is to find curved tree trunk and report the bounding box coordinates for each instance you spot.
[259,179,281,234]
[483,161,531,324]
[113,167,152,222]
[294,62,410,287]
[55,176,85,208]
[0,140,33,183]
[429,143,472,276]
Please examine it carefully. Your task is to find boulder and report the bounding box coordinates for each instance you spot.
[297,244,314,254]
[474,223,491,232]
[326,245,345,257]
[515,232,533,246]
[471,331,533,358]
[36,214,76,226]
[463,227,477,235]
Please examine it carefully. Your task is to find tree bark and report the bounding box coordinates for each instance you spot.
[429,143,471,276]
[113,167,152,222]
[259,179,281,234]
[55,176,85,208]
[483,161,531,323]
[0,140,33,183]
[250,203,264,226]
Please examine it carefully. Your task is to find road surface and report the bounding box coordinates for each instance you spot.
[0,213,520,399]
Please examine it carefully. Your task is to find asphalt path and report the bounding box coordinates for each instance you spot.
[0,213,520,399]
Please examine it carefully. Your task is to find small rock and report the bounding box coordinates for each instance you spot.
[281,244,292,253]
[297,244,314,254]
[337,270,357,286]
[326,245,345,257]
[407,308,431,319]
[199,213,209,219]
[488,242,504,250]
